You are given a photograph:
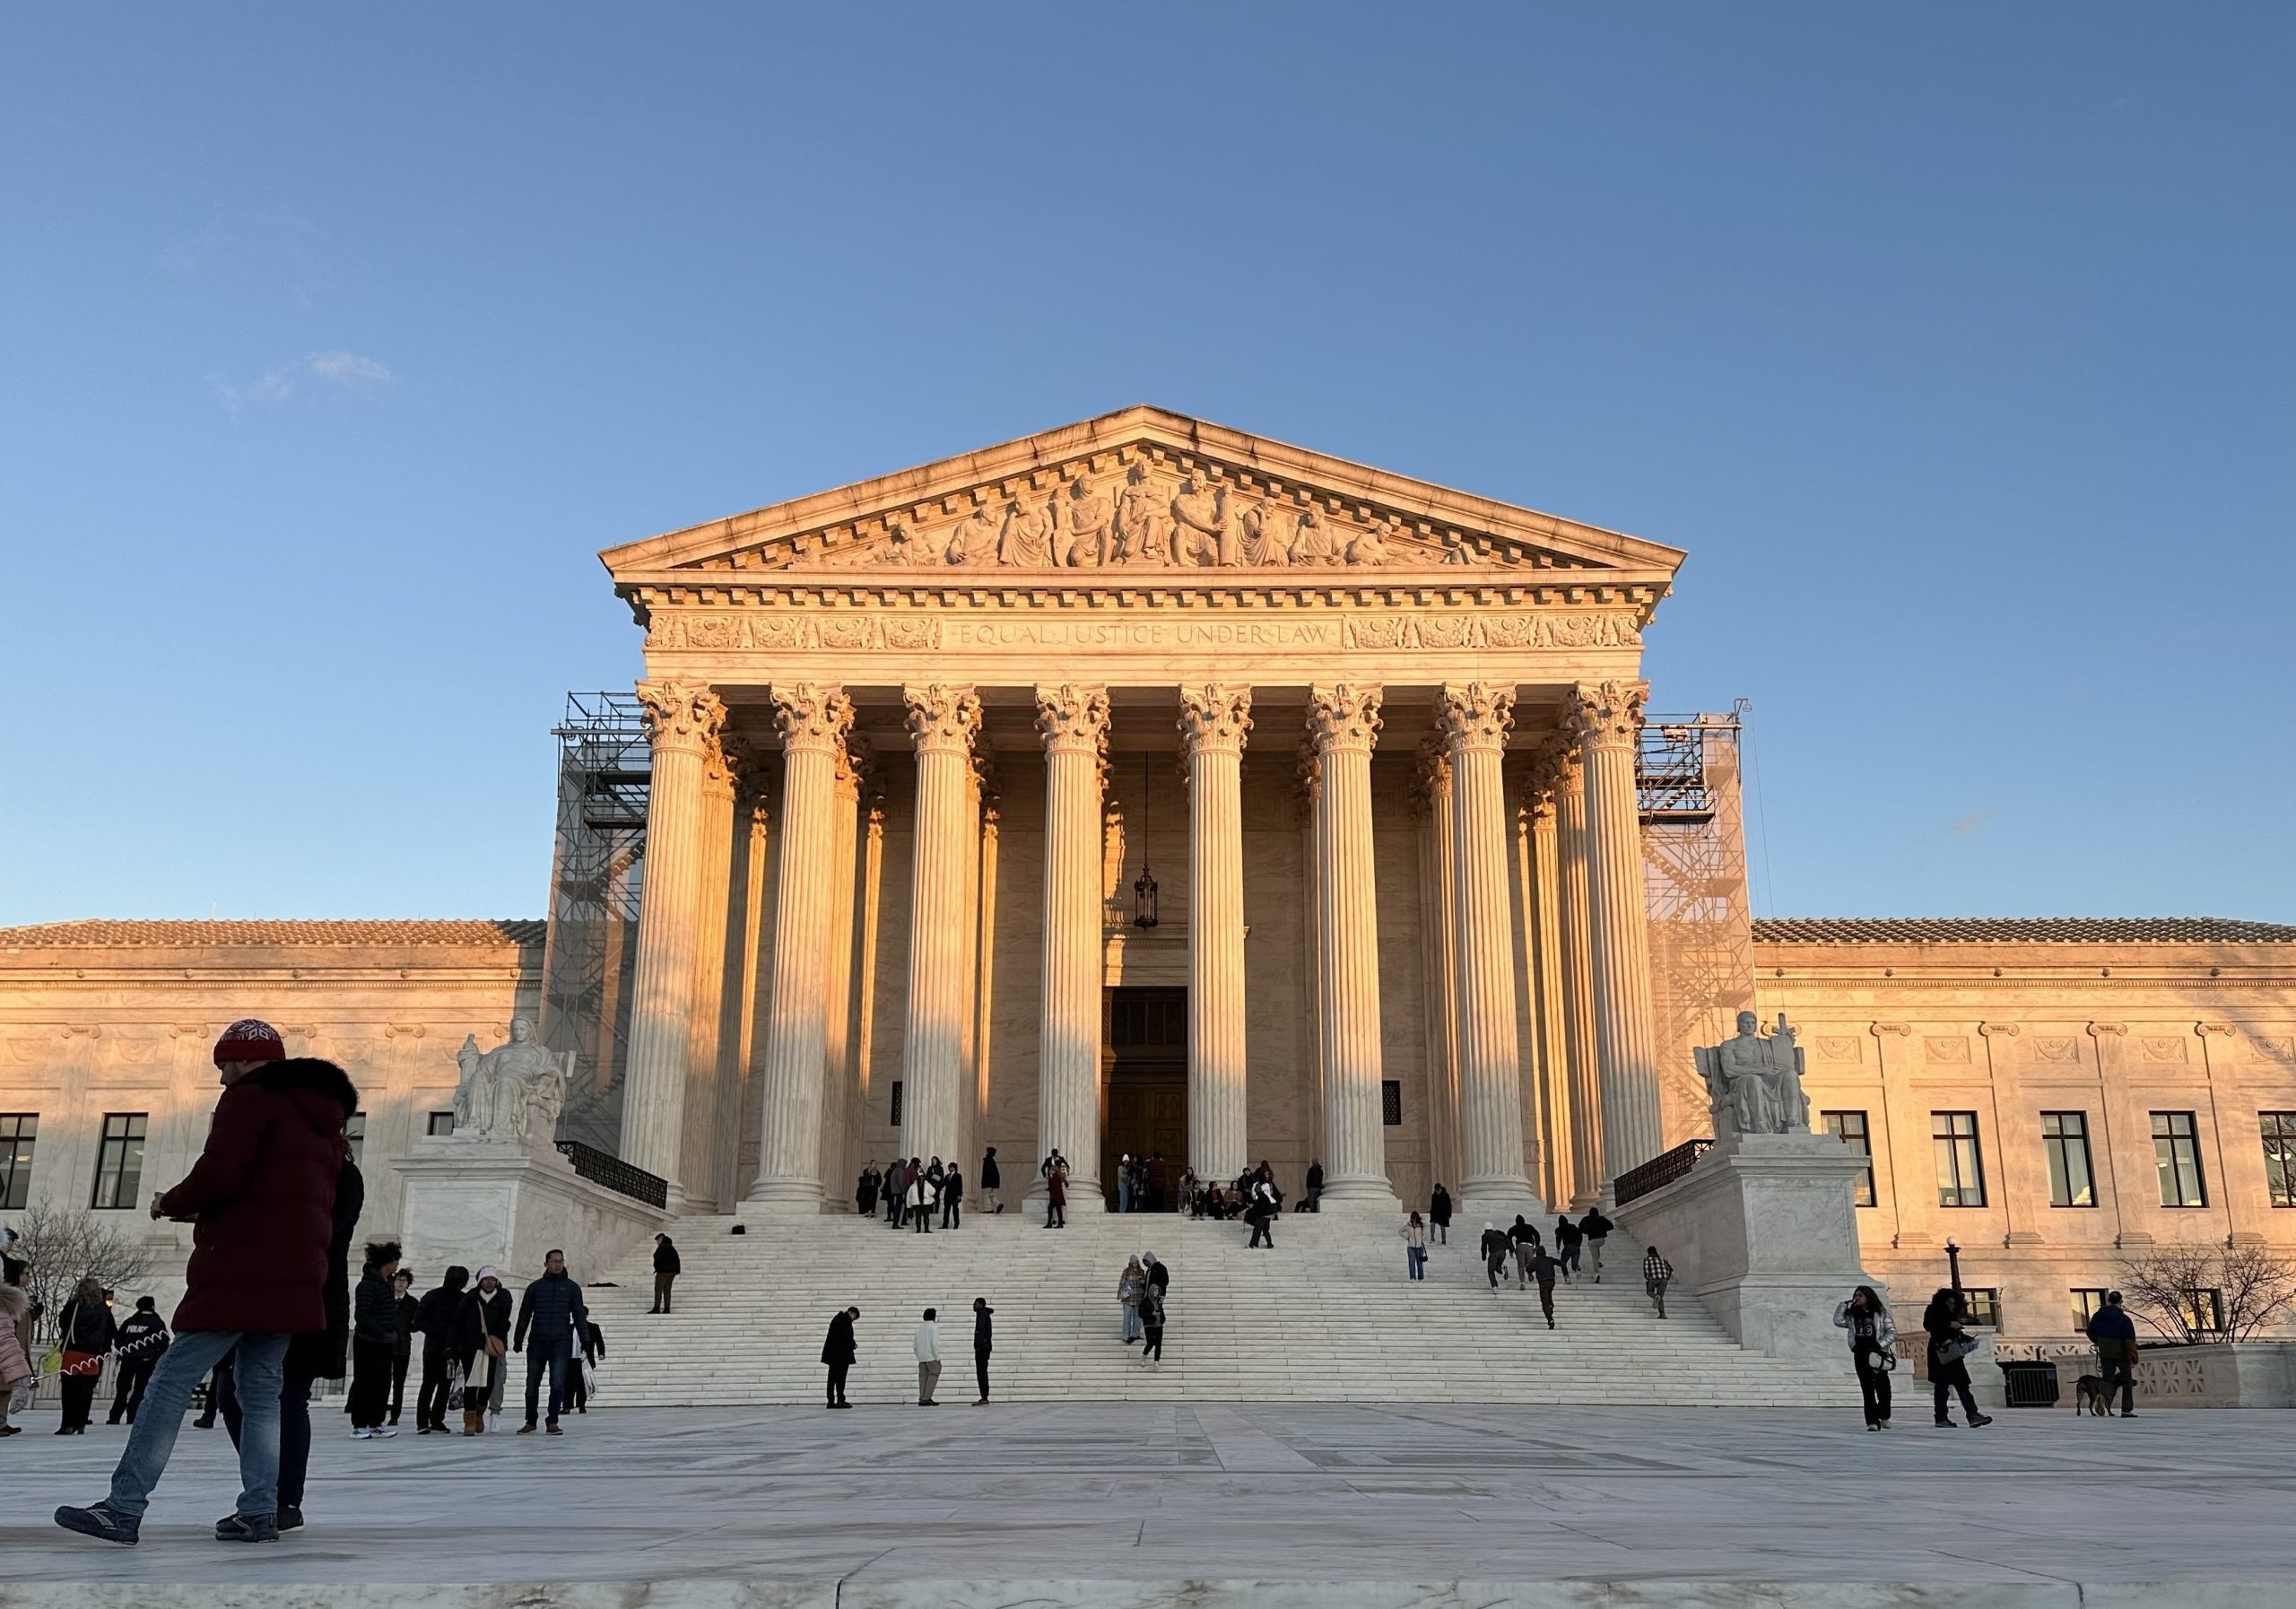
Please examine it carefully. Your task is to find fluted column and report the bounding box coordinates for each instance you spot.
[1033,684,1109,1209]
[900,683,982,1171]
[718,782,770,1206]
[816,744,863,1210]
[1413,740,1462,1199]
[1307,683,1397,1207]
[622,679,726,1199]
[1524,749,1574,1211]
[681,736,740,1211]
[749,683,854,1210]
[1439,683,1539,1218]
[1570,679,1664,1182]
[1553,740,1602,1205]
[1179,684,1251,1185]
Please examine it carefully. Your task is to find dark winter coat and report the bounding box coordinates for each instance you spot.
[1480,1228,1511,1266]
[822,1310,857,1367]
[979,1152,1001,1190]
[58,1298,117,1355]
[1578,1209,1613,1240]
[285,1154,362,1379]
[1146,1260,1170,1298]
[117,1307,170,1363]
[973,1304,994,1352]
[653,1238,682,1275]
[415,1268,470,1361]
[941,1167,964,1205]
[448,1283,513,1367]
[158,1057,358,1335]
[2086,1303,2138,1362]
[1923,1295,1977,1386]
[352,1265,398,1347]
[513,1272,588,1352]
[1554,1218,1583,1248]
[393,1293,419,1359]
[1429,1187,1452,1227]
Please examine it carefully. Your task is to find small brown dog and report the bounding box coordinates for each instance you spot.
[2074,1374,2109,1414]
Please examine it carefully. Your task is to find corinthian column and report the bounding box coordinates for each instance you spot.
[900,683,982,1170]
[1438,683,1540,1219]
[1523,749,1574,1210]
[1034,684,1109,1209]
[681,736,740,1211]
[1552,740,1602,1205]
[1306,683,1397,1208]
[1569,680,1664,1181]
[1179,684,1251,1186]
[749,683,854,1210]
[622,679,726,1200]
[1413,740,1461,1198]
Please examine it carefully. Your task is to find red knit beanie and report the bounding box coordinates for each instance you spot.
[213,1018,286,1065]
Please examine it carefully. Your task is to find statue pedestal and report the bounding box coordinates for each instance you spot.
[396,1137,670,1285]
[1614,1131,1880,1368]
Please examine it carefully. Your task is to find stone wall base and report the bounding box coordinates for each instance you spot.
[395,1138,670,1284]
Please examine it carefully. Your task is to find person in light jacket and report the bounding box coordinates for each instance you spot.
[909,1166,934,1233]
[1400,1213,1428,1281]
[1118,1257,1144,1343]
[0,1258,33,1436]
[913,1309,942,1405]
[1833,1284,1896,1430]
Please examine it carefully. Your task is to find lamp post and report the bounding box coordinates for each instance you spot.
[1944,1238,1963,1293]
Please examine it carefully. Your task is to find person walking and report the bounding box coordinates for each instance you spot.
[822,1307,858,1408]
[566,1313,604,1414]
[886,1159,908,1225]
[1479,1222,1510,1291]
[385,1269,417,1427]
[971,1297,994,1405]
[2085,1290,2139,1417]
[1137,1283,1165,1369]
[1118,1257,1144,1344]
[909,1164,934,1232]
[1429,1184,1452,1246]
[914,1309,943,1405]
[347,1240,401,1438]
[1552,1215,1583,1283]
[1401,1213,1428,1281]
[1527,1244,1562,1328]
[1143,1250,1170,1309]
[1246,1182,1275,1248]
[513,1249,588,1436]
[648,1234,680,1315]
[106,1298,170,1425]
[1922,1288,1994,1428]
[941,1161,965,1231]
[980,1146,1003,1214]
[1508,1216,1543,1288]
[1302,1159,1326,1213]
[1642,1247,1674,1318]
[1834,1284,1897,1430]
[1579,1207,1613,1283]
[448,1266,512,1435]
[55,1277,116,1433]
[0,1256,33,1438]
[1046,1159,1068,1229]
[412,1265,468,1433]
[56,1021,357,1546]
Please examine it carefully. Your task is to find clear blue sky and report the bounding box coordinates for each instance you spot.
[4,6,2290,926]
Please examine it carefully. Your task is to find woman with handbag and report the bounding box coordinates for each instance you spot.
[56,1278,117,1434]
[448,1266,512,1435]
[1921,1288,1994,1429]
[1833,1285,1897,1430]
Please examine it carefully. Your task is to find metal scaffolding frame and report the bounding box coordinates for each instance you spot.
[537,692,650,1154]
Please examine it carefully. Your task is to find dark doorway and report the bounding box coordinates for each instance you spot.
[1102,987,1187,1209]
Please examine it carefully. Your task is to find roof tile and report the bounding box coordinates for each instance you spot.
[1752,917,2296,945]
[0,919,546,948]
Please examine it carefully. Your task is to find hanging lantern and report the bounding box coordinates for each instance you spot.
[1133,863,1160,929]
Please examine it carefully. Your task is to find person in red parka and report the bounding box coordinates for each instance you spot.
[56,1019,357,1548]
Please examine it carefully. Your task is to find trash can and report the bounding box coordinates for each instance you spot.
[1997,1359,2060,1408]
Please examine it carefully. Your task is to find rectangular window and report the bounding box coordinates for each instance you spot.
[1822,1110,1875,1206]
[889,1081,904,1128]
[2152,1110,2206,1207]
[2261,1112,2296,1208]
[2041,1111,2096,1208]
[427,1111,456,1137]
[1931,1110,1986,1207]
[91,1112,148,1210]
[344,1112,366,1169]
[2071,1288,2112,1335]
[2180,1287,2226,1336]
[0,1114,34,1212]
[1960,1288,2001,1328]
[1380,1080,1403,1126]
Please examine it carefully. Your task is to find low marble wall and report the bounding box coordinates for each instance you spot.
[395,1138,669,1285]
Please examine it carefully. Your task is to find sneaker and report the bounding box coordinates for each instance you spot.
[351,1427,371,1439]
[1967,1413,1994,1428]
[55,1503,141,1545]
[370,1425,398,1439]
[1934,1419,1956,1428]
[277,1506,305,1532]
[214,1512,279,1544]
[517,1422,536,1435]
[2118,1411,2139,1419]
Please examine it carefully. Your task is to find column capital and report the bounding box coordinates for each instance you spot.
[635,679,726,756]
[1564,680,1648,752]
[903,683,983,754]
[1411,735,1452,820]
[770,682,855,758]
[1034,683,1111,757]
[1435,682,1517,755]
[1178,683,1253,759]
[701,735,740,800]
[1307,683,1383,756]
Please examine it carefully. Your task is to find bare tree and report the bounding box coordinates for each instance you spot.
[2116,1240,2296,1344]
[11,1203,156,1344]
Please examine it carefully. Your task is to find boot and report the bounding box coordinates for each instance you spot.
[463,1408,483,1436]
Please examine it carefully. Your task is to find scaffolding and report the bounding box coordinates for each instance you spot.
[1639,703,1759,1147]
[537,692,650,1154]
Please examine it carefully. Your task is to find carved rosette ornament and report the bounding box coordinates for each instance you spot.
[769,683,855,758]
[1033,684,1112,758]
[1177,684,1253,760]
[902,683,983,754]
[1435,683,1516,755]
[1307,683,1384,757]
[1564,680,1648,753]
[634,679,726,756]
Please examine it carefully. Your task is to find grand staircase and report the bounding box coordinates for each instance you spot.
[581,1205,1851,1407]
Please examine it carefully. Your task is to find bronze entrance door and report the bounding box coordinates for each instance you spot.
[1101,987,1187,1209]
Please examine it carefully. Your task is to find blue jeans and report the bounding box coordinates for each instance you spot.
[1122,1303,1142,1341]
[1560,1242,1581,1275]
[523,1335,573,1426]
[109,1328,289,1521]
[1406,1247,1426,1280]
[1118,1182,1132,1213]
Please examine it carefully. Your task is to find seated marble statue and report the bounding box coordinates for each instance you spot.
[1694,1011,1811,1136]
[451,1017,574,1144]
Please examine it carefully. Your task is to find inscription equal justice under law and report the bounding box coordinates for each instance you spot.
[648,610,1646,654]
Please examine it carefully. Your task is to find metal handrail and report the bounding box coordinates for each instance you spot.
[1613,1137,1713,1205]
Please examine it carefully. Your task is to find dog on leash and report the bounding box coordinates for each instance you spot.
[2073,1374,2110,1415]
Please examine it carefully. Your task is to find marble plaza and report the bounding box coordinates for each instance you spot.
[4,1405,2296,1605]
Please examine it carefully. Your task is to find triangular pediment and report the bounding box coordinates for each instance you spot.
[600,406,1685,583]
